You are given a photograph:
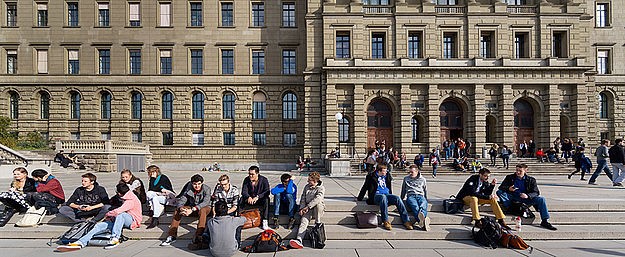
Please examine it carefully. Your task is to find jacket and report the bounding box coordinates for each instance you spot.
[498,173,540,199]
[299,180,325,210]
[175,181,212,210]
[241,175,270,200]
[357,171,392,205]
[595,145,609,162]
[66,183,110,206]
[106,191,142,229]
[270,180,297,203]
[400,174,427,199]
[608,144,625,164]
[36,176,65,203]
[11,177,36,194]
[456,175,494,200]
[148,174,174,194]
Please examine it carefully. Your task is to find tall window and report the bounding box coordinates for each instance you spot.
[282,2,295,27]
[221,2,233,27]
[252,92,266,119]
[223,132,235,145]
[411,116,419,143]
[67,3,79,27]
[70,91,81,119]
[597,50,610,74]
[7,50,17,74]
[68,49,79,74]
[37,49,48,74]
[159,3,171,27]
[129,49,141,74]
[282,49,296,74]
[408,31,422,59]
[192,133,204,146]
[131,132,142,142]
[599,92,609,119]
[480,31,495,58]
[252,50,265,74]
[160,50,172,74]
[514,32,529,58]
[552,31,568,58]
[190,2,202,26]
[129,3,140,26]
[99,49,110,74]
[336,32,351,59]
[162,92,173,119]
[283,133,297,146]
[443,32,456,59]
[339,117,349,143]
[596,3,609,27]
[98,3,110,27]
[6,3,17,27]
[221,49,234,74]
[436,0,456,5]
[251,3,264,27]
[131,91,142,119]
[253,132,266,145]
[282,92,297,120]
[40,91,50,119]
[364,0,389,4]
[192,92,204,119]
[190,49,203,74]
[101,91,111,119]
[223,92,235,119]
[371,33,385,59]
[37,3,48,27]
[9,92,18,120]
[162,132,173,145]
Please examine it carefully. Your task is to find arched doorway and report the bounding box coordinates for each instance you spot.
[514,99,534,153]
[439,100,464,142]
[367,99,393,149]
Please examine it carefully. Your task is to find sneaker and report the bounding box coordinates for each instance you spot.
[580,178,587,181]
[160,236,176,246]
[272,217,279,229]
[288,217,296,230]
[382,221,392,230]
[423,216,431,231]
[289,239,303,249]
[567,174,572,179]
[588,181,598,185]
[417,212,425,229]
[56,242,83,252]
[261,220,270,230]
[146,217,159,229]
[614,183,624,187]
[540,220,558,231]
[403,221,414,230]
[104,238,120,250]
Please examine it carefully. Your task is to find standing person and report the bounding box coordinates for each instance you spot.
[443,140,451,160]
[465,139,472,157]
[456,168,510,229]
[289,172,325,249]
[562,138,574,163]
[240,165,271,230]
[211,174,240,216]
[519,141,528,158]
[145,165,175,229]
[577,138,586,150]
[496,164,557,230]
[56,183,142,251]
[270,173,297,229]
[297,156,304,171]
[553,137,561,156]
[429,149,439,178]
[111,169,147,210]
[0,167,36,226]
[401,165,430,231]
[528,140,536,158]
[500,145,512,169]
[450,140,457,159]
[59,173,110,223]
[589,139,613,185]
[568,148,587,180]
[27,169,65,212]
[488,144,499,167]
[206,201,247,257]
[609,139,625,187]
[458,139,466,158]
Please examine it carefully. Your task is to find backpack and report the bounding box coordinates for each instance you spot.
[15,206,46,227]
[54,220,96,245]
[308,223,326,249]
[87,229,129,246]
[472,217,502,249]
[500,230,531,251]
[242,229,287,253]
[508,202,535,219]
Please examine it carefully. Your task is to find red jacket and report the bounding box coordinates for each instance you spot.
[36,177,65,201]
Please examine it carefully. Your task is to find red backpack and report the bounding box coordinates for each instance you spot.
[242,229,288,253]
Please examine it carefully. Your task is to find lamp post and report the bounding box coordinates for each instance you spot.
[335,112,343,158]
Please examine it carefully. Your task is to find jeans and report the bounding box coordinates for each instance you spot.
[490,155,496,166]
[274,193,296,218]
[611,163,625,184]
[404,194,427,221]
[432,164,438,177]
[496,190,550,220]
[502,157,510,169]
[589,159,613,183]
[146,191,168,217]
[444,148,451,160]
[59,205,111,222]
[374,194,409,223]
[77,212,133,246]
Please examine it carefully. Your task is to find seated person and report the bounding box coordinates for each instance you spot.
[357,164,412,230]
[240,165,270,230]
[304,156,316,170]
[56,183,142,251]
[297,156,305,171]
[414,154,424,169]
[145,165,175,229]
[289,172,325,249]
[535,148,546,163]
[205,201,247,257]
[546,148,560,163]
[208,162,221,172]
[270,173,298,229]
[496,163,557,230]
[401,165,430,231]
[452,158,465,171]
[27,169,65,213]
[329,147,340,158]
[211,174,240,216]
[59,173,110,222]
[456,168,510,229]
[110,169,147,210]
[470,158,483,173]
[0,167,37,226]
[161,174,212,249]
[54,150,71,168]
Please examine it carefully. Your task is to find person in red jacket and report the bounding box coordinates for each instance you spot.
[26,169,65,212]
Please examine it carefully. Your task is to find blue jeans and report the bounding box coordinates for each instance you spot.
[589,159,612,183]
[274,193,296,218]
[77,213,133,246]
[444,148,451,160]
[404,194,428,221]
[502,157,510,168]
[432,164,438,176]
[374,194,409,223]
[496,190,550,220]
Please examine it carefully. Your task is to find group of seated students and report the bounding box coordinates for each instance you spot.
[357,163,557,231]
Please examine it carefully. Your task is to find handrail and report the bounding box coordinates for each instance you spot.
[56,140,150,154]
[0,142,29,166]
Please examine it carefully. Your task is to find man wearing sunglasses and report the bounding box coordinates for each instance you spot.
[240,166,270,230]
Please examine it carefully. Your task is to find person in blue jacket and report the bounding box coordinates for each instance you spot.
[270,173,297,229]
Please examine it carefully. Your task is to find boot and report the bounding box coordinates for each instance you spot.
[288,217,296,230]
[272,217,279,229]
[146,217,159,229]
[0,207,16,227]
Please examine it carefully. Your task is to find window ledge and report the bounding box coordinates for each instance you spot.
[280,26,297,29]
[595,26,613,29]
[125,26,143,28]
[218,26,236,28]
[1,26,18,28]
[248,26,267,29]
[186,26,204,28]
[33,26,50,28]
[156,26,174,28]
[63,26,81,28]
[94,26,111,28]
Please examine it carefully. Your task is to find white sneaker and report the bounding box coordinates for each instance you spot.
[261,220,270,230]
[423,216,431,231]
[160,236,176,246]
[418,212,426,229]
[104,238,120,249]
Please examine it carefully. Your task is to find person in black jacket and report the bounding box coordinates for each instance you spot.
[58,173,110,223]
[456,168,509,229]
[239,165,270,230]
[609,138,625,186]
[145,165,175,229]
[496,163,557,230]
[0,167,37,226]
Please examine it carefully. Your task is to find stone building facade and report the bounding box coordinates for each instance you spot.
[0,0,623,168]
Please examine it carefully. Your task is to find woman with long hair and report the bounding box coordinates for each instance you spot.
[0,167,36,226]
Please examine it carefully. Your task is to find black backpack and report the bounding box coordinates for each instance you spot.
[52,220,96,245]
[308,223,326,249]
[472,217,502,249]
[242,229,287,253]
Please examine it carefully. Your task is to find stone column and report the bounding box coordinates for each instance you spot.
[500,84,515,149]
[353,84,367,154]
[545,84,561,147]
[325,84,339,155]
[574,83,588,141]
[426,84,440,150]
[474,84,487,156]
[399,84,413,151]
[304,74,323,160]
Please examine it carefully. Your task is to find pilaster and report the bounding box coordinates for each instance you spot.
[474,84,487,154]
[426,84,440,149]
[325,83,339,153]
[353,84,367,152]
[500,84,515,149]
[399,84,412,151]
[545,84,561,147]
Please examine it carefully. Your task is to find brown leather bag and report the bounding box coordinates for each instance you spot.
[354,211,378,228]
[240,209,261,229]
[500,231,530,250]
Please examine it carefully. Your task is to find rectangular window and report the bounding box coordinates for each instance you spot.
[364,0,389,5]
[190,49,203,74]
[131,132,142,142]
[192,133,205,146]
[600,132,610,140]
[552,31,568,58]
[190,2,202,26]
[251,50,265,74]
[514,32,529,58]
[6,3,17,27]
[99,49,110,74]
[129,49,141,74]
[371,32,386,59]
[159,3,171,27]
[67,2,79,27]
[129,3,140,26]
[101,132,111,140]
[283,133,296,147]
[282,2,295,27]
[282,49,296,74]
[37,3,48,27]
[160,49,172,74]
[507,0,526,5]
[223,132,235,145]
[251,2,264,27]
[252,101,266,119]
[443,32,456,59]
[436,0,456,5]
[480,31,495,58]
[597,50,610,74]
[37,49,48,74]
[68,49,79,74]
[221,2,233,27]
[162,132,173,145]
[336,31,351,59]
[408,31,422,59]
[98,3,110,27]
[70,132,81,140]
[596,3,609,27]
[253,132,266,146]
[221,49,234,74]
[7,50,17,74]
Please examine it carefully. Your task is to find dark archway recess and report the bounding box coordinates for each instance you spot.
[367,99,393,149]
[439,99,464,143]
[514,99,534,153]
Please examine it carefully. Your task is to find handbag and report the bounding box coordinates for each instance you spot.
[500,230,531,250]
[508,202,535,219]
[308,223,326,249]
[354,211,378,228]
[240,209,261,229]
[443,195,465,214]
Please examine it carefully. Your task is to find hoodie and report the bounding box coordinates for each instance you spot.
[271,180,297,203]
[400,174,427,199]
[106,191,142,229]
[299,180,325,210]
